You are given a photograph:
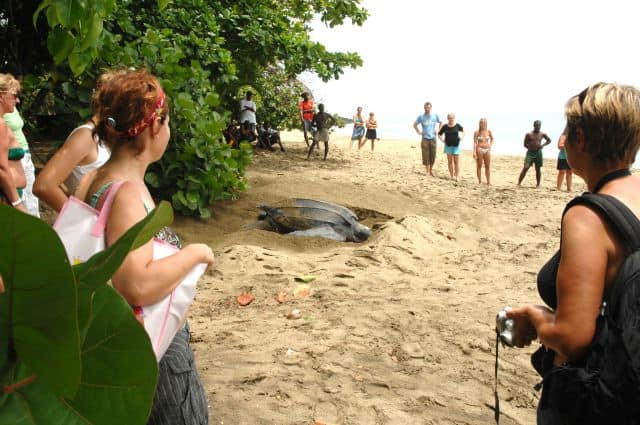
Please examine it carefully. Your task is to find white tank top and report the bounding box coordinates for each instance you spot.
[63,123,111,194]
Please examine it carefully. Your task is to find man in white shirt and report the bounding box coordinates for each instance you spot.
[239,91,257,130]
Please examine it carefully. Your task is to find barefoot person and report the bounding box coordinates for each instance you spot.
[517,120,552,188]
[350,106,365,149]
[473,118,494,185]
[556,127,572,191]
[306,103,336,161]
[413,102,442,176]
[299,92,315,147]
[360,112,378,151]
[438,113,464,181]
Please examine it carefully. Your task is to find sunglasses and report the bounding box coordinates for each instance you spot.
[566,87,589,139]
[2,91,19,99]
[577,87,588,112]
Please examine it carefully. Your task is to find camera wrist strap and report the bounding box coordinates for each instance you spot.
[494,332,500,424]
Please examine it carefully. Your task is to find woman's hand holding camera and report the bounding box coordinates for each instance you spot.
[506,305,552,347]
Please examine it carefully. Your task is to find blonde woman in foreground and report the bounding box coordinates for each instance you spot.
[507,82,640,424]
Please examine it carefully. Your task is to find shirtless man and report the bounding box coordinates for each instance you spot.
[517,120,552,188]
[306,104,336,160]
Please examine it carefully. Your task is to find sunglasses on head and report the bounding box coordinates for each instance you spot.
[578,87,589,112]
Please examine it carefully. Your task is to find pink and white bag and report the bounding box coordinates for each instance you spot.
[53,182,206,360]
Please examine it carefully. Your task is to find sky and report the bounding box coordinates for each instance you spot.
[302,0,640,156]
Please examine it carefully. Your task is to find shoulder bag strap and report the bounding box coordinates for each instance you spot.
[563,193,640,252]
[91,180,126,237]
[564,193,640,308]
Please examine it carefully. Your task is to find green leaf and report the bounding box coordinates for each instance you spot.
[47,28,75,64]
[68,50,92,76]
[158,0,170,11]
[72,201,173,334]
[186,191,200,204]
[173,191,188,207]
[79,13,104,51]
[0,206,80,398]
[0,287,156,425]
[144,171,160,188]
[66,286,157,425]
[55,0,83,28]
[204,92,219,107]
[32,1,50,28]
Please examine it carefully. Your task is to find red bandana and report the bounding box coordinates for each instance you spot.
[127,89,166,137]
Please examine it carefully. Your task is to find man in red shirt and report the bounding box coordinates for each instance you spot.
[298,92,315,146]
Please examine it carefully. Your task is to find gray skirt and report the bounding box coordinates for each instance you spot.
[147,323,209,425]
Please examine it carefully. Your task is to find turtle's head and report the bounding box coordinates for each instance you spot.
[258,205,284,221]
[352,223,372,242]
[257,205,271,220]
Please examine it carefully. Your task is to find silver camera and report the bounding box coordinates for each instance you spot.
[496,307,515,347]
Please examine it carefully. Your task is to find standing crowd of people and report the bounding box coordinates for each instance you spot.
[408,100,577,189]
[297,93,574,189]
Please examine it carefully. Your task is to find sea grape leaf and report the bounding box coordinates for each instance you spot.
[0,206,80,398]
[66,285,157,425]
[0,286,156,425]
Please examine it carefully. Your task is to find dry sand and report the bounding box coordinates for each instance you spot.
[173,132,587,425]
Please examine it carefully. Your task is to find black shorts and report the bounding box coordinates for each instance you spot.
[557,158,571,170]
[366,129,377,140]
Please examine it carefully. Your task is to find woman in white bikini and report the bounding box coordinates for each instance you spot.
[473,118,494,185]
[34,70,125,212]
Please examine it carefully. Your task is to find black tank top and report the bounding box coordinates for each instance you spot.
[537,250,560,309]
[536,169,632,309]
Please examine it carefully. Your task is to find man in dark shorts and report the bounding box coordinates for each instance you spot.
[517,120,552,188]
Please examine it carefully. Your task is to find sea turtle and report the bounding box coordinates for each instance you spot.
[256,199,371,242]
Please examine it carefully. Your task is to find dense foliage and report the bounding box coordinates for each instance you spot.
[0,0,367,217]
[0,202,174,424]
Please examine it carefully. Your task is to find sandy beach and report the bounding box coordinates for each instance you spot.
[169,132,586,425]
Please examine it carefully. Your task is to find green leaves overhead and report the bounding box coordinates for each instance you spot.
[18,0,367,217]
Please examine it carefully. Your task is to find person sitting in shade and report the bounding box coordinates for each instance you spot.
[306,104,336,161]
[238,120,258,144]
[223,120,239,148]
[258,122,285,152]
